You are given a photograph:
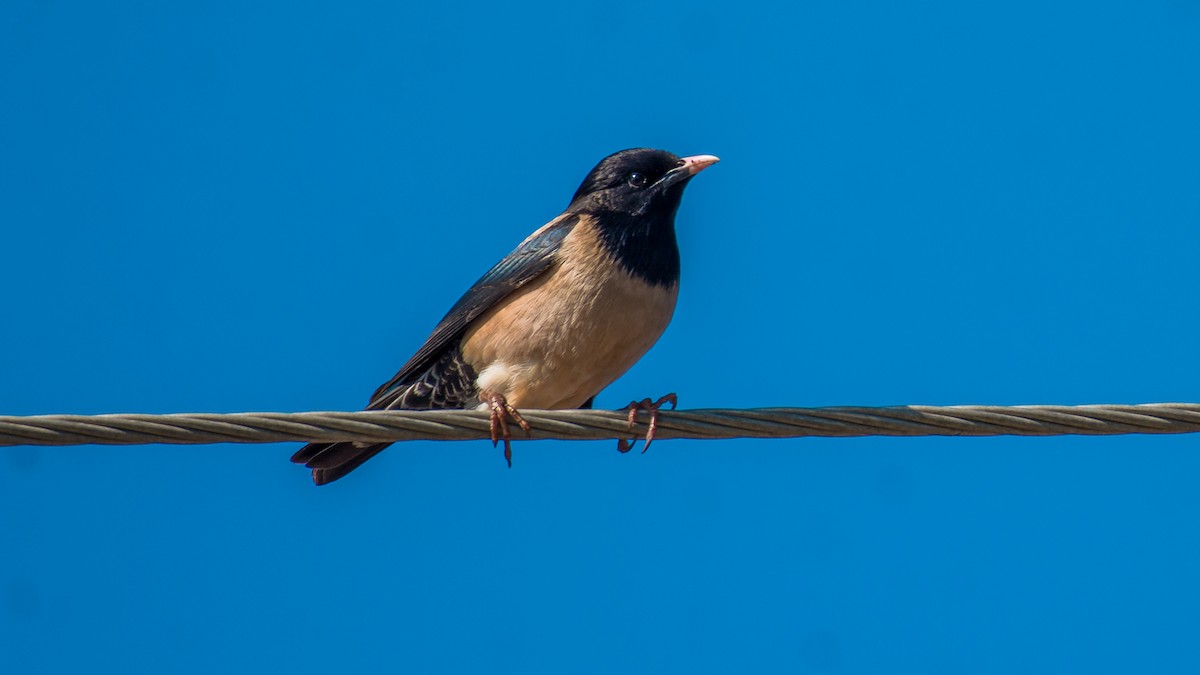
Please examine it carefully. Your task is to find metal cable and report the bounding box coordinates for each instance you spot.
[1,403,1199,447]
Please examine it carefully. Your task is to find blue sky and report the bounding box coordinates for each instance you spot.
[3,1,1199,673]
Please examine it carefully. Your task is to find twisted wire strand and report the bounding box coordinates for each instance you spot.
[1,403,1199,447]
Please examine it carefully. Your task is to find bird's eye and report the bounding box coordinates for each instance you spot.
[627,172,648,188]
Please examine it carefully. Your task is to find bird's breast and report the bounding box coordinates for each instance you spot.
[461,219,678,409]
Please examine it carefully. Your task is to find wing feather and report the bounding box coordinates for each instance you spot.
[367,213,579,406]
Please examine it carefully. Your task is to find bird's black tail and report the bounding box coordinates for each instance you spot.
[290,442,392,486]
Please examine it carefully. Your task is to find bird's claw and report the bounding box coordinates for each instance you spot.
[487,392,530,467]
[617,393,677,454]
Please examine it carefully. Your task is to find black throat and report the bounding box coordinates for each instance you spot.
[585,207,681,288]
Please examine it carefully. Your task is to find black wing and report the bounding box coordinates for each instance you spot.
[367,213,579,407]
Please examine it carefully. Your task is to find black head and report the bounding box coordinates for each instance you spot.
[569,148,718,217]
[567,148,718,286]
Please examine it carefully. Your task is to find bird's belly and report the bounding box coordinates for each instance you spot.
[461,261,678,410]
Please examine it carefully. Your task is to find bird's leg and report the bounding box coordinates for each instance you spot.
[617,393,678,454]
[485,391,531,467]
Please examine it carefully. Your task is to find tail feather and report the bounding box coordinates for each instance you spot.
[291,343,481,484]
[290,442,332,465]
[311,444,391,485]
[290,441,393,486]
[303,442,384,470]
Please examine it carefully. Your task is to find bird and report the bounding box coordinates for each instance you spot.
[292,148,719,485]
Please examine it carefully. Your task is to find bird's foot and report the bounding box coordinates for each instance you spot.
[486,392,531,467]
[617,393,677,454]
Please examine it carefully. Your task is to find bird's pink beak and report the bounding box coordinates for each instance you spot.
[680,154,721,175]
[659,154,720,190]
